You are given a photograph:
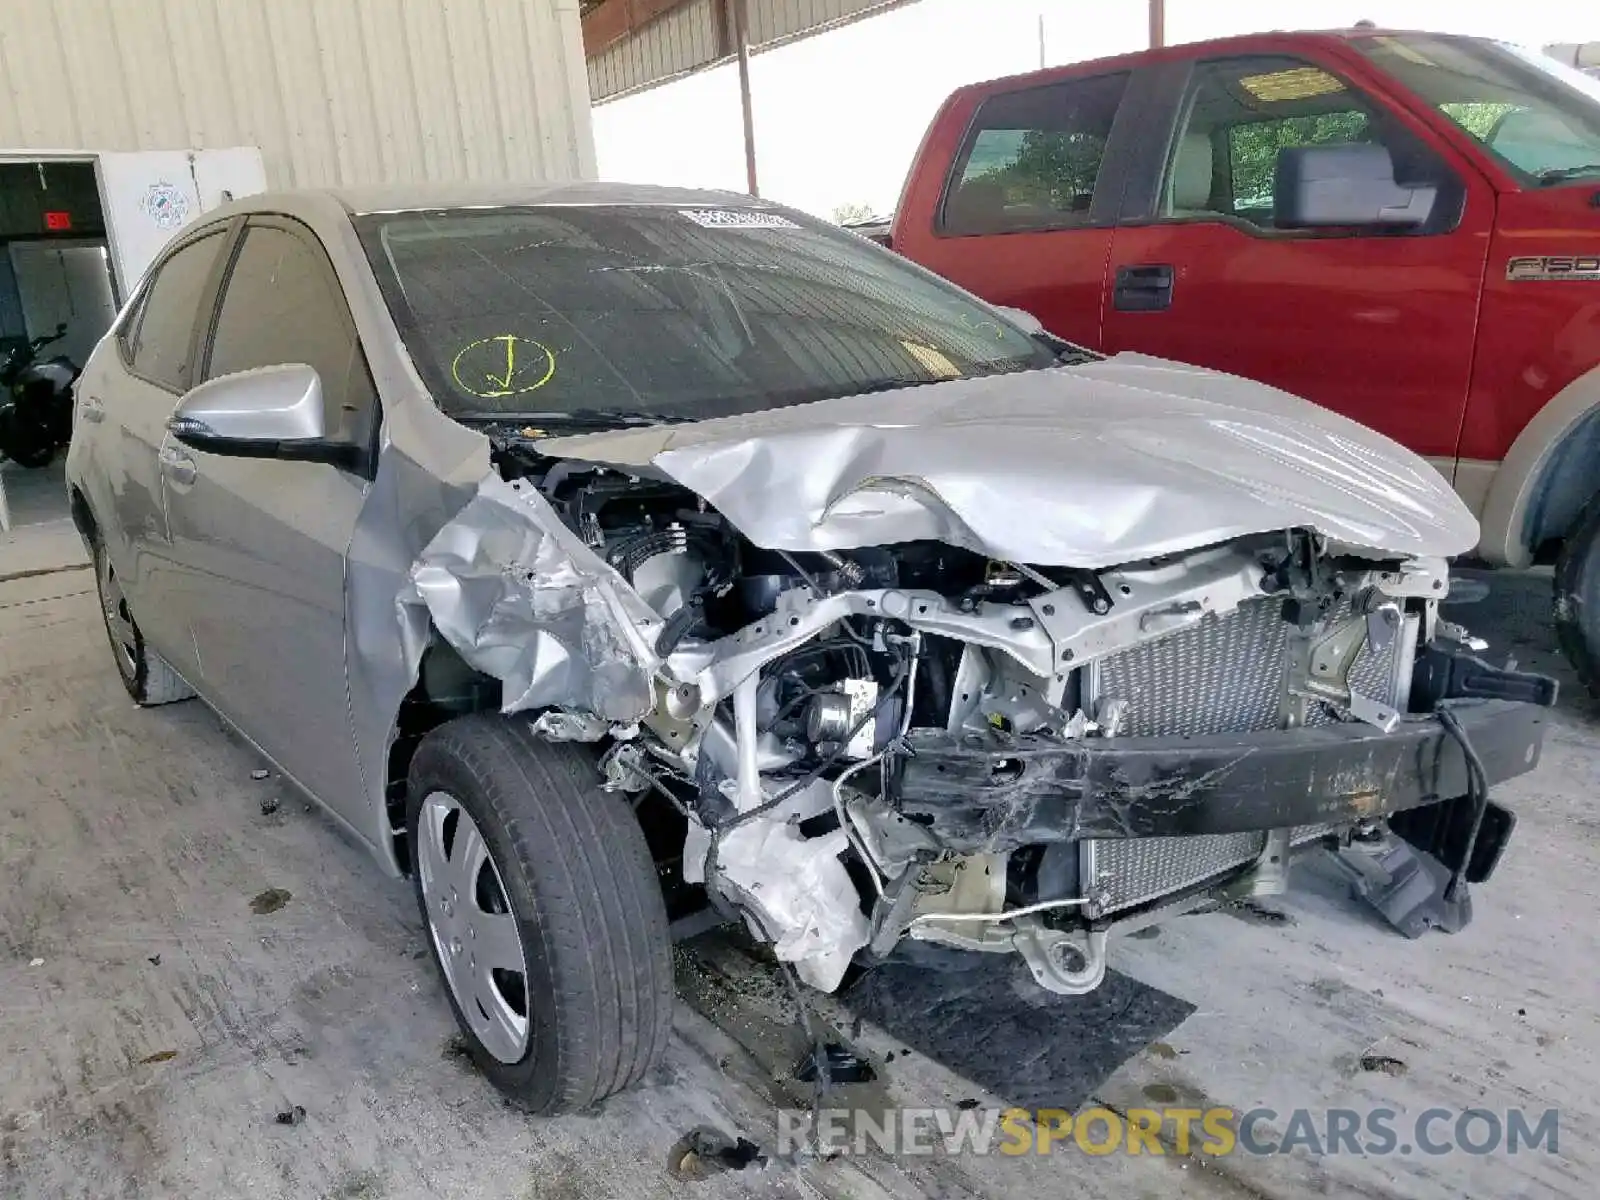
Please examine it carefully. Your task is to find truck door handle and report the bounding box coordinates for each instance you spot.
[1114,263,1175,312]
[158,445,197,486]
[79,394,104,423]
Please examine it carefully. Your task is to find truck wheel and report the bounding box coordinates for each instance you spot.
[93,540,194,705]
[406,715,674,1114]
[1554,492,1600,697]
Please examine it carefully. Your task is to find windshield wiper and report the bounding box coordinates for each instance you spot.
[850,376,941,397]
[1536,163,1600,184]
[456,409,698,431]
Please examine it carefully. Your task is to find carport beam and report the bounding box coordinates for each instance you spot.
[734,0,759,195]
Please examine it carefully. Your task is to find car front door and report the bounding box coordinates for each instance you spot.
[1100,50,1494,460]
[90,226,230,675]
[898,71,1133,347]
[162,215,379,819]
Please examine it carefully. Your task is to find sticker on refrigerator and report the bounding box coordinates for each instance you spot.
[142,181,192,230]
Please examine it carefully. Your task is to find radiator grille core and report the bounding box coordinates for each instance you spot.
[1083,596,1406,915]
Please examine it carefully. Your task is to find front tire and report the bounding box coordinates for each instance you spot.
[406,715,674,1114]
[93,541,193,706]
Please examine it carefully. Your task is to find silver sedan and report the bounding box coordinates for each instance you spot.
[66,183,1543,1114]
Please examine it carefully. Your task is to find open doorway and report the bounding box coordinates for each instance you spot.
[0,158,116,531]
[0,159,118,383]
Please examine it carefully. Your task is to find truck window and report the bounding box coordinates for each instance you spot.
[940,73,1127,236]
[1160,56,1458,233]
[1355,35,1600,186]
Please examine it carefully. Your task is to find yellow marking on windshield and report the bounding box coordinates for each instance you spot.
[960,313,1009,340]
[450,334,557,399]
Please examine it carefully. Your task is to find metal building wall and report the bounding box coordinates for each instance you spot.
[588,0,910,102]
[0,0,597,187]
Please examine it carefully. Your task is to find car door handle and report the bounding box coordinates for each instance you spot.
[158,445,197,486]
[1113,263,1175,312]
[79,394,105,423]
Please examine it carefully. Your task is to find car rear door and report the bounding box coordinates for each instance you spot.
[84,225,230,675]
[892,70,1139,347]
[1100,46,1493,460]
[162,215,379,818]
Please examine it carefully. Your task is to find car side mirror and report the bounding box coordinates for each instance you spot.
[168,363,364,471]
[1274,143,1436,229]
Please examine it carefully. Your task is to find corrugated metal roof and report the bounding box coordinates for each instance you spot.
[589,0,722,103]
[587,0,914,102]
[0,0,597,187]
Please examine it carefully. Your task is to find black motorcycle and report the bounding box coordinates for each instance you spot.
[0,323,79,468]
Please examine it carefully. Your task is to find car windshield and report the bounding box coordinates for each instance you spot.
[1357,34,1600,185]
[356,204,1057,424]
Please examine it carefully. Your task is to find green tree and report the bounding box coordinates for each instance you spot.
[832,201,877,225]
[1440,101,1518,140]
[1228,111,1371,204]
[979,129,1107,210]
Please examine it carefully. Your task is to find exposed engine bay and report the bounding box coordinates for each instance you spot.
[391,424,1553,998]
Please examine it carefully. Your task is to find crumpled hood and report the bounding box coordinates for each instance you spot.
[534,353,1478,568]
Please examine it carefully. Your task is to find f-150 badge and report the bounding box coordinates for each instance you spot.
[1507,255,1600,281]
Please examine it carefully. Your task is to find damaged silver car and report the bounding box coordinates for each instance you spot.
[66,184,1555,1113]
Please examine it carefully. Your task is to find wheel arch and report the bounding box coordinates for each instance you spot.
[383,631,505,873]
[1478,363,1600,567]
[68,483,98,546]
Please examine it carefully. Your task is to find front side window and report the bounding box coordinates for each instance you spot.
[125,232,224,391]
[941,73,1128,235]
[357,205,1059,424]
[206,223,375,443]
[1161,55,1456,231]
[1357,34,1600,185]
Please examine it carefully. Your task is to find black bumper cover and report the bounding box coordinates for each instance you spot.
[886,698,1547,853]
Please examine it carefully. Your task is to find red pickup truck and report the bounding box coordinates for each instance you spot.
[889,30,1600,688]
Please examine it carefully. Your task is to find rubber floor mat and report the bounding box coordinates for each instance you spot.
[844,954,1194,1111]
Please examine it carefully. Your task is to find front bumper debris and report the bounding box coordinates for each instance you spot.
[887,698,1547,852]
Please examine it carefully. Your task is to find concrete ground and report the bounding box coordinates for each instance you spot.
[1,462,1593,1199]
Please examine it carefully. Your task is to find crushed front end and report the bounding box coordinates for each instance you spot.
[408,447,1555,995]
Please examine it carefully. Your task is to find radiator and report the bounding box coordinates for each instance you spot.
[1081,596,1409,916]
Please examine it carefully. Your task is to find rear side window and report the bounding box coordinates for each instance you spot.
[206,223,376,444]
[941,73,1128,235]
[123,232,224,391]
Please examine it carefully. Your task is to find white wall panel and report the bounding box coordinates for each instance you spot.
[0,0,597,187]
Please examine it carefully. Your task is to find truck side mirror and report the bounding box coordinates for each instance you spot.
[1274,143,1436,229]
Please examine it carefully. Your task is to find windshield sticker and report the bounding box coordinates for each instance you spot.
[451,335,557,399]
[679,209,800,230]
[900,340,960,379]
[1236,66,1345,103]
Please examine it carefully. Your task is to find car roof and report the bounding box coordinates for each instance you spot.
[951,28,1485,96]
[216,181,772,219]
